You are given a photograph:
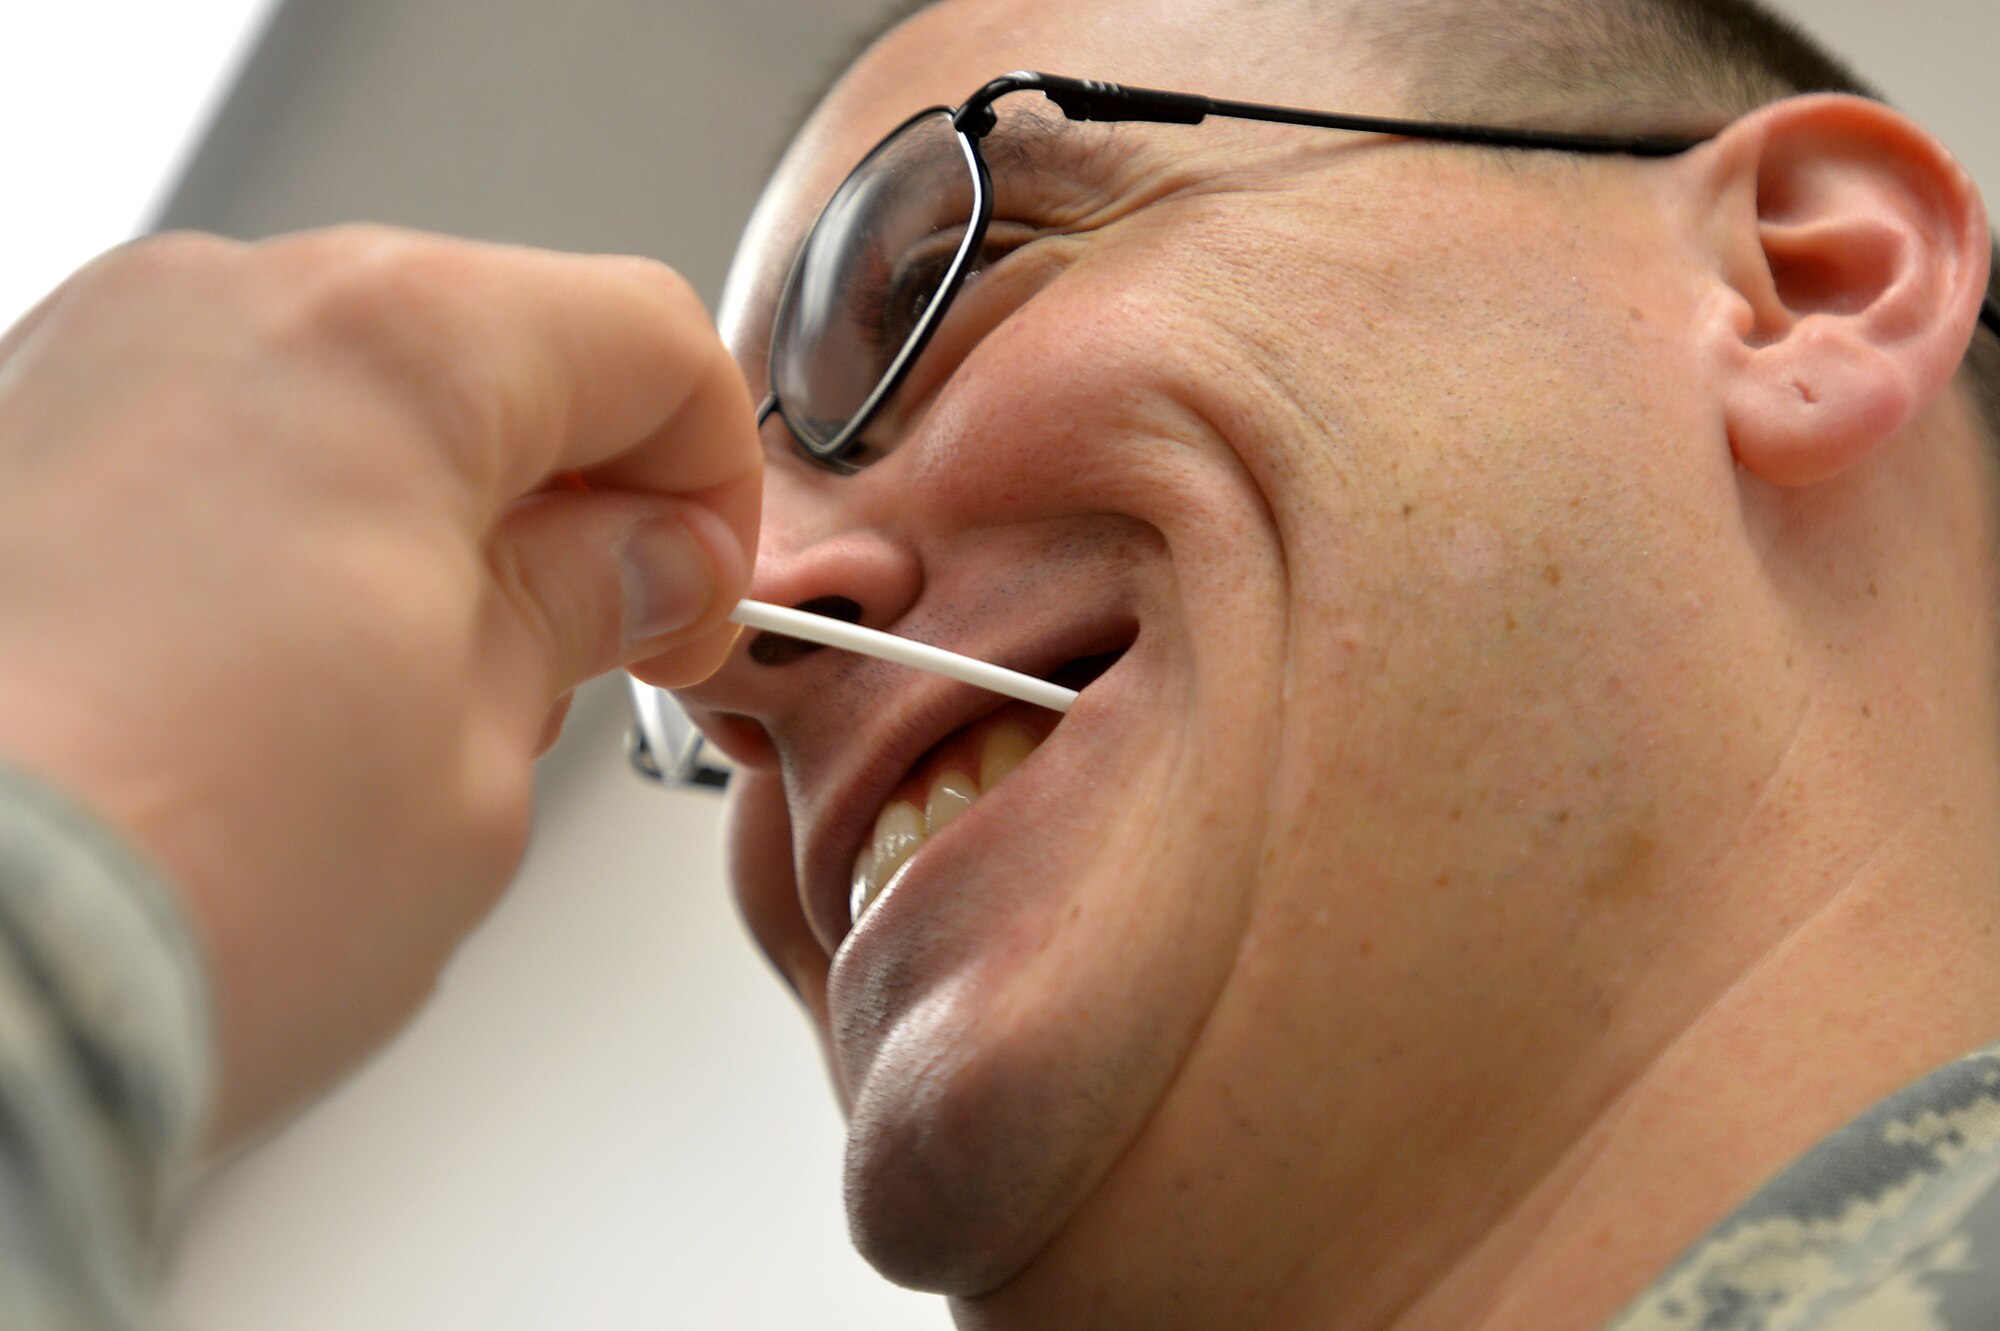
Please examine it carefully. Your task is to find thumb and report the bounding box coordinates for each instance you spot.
[484,487,750,705]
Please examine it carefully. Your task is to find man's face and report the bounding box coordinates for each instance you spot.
[684,0,1766,1316]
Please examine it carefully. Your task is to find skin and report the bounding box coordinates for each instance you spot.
[0,227,761,1148]
[678,0,2000,1327]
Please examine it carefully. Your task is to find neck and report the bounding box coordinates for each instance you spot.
[1386,729,2000,1331]
[1344,411,2000,1331]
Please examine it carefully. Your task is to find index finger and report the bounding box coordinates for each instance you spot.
[263,228,763,513]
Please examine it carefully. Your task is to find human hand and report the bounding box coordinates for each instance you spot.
[0,228,760,1148]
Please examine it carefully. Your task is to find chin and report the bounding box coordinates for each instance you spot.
[841,1027,1108,1296]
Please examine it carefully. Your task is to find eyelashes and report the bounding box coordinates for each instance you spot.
[852,223,1039,355]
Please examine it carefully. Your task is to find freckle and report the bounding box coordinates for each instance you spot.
[1402,503,1417,519]
[1629,306,1644,322]
[1553,809,1572,826]
[1067,902,1083,921]
[1449,806,1464,822]
[1861,705,1872,718]
[1357,937,1374,958]
[1867,581,1879,598]
[1587,764,1602,780]
[1582,830,1658,906]
[1785,654,1795,670]
[1544,563,1563,587]
[1504,611,1518,633]
[1434,873,1451,889]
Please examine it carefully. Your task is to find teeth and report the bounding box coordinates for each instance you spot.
[848,846,877,926]
[873,801,925,877]
[980,721,1036,791]
[925,769,977,834]
[848,720,1044,929]
[850,801,920,925]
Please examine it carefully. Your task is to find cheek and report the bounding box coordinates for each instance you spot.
[906,269,1285,542]
[903,271,1298,762]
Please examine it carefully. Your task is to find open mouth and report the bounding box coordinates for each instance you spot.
[846,644,1130,930]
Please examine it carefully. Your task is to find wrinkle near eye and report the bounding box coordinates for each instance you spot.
[864,235,1083,443]
[981,107,1224,239]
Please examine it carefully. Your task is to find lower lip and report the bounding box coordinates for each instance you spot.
[826,660,1122,995]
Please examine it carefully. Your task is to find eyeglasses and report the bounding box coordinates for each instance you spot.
[757,69,2000,474]
[632,71,2000,790]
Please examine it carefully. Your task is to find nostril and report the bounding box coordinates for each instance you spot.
[798,595,863,620]
[1051,647,1126,692]
[747,635,819,667]
[748,595,864,667]
[1050,620,1137,694]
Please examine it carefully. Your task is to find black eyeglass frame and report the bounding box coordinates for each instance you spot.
[633,72,2000,794]
[756,69,2000,473]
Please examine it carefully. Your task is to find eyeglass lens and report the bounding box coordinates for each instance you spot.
[769,109,982,455]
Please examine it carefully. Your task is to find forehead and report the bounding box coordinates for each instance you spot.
[719,0,1381,345]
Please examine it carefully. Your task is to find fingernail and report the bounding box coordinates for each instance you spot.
[617,516,714,647]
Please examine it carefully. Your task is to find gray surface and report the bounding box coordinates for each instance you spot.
[154,0,877,302]
[147,1,1998,1328]
[1778,0,2000,201]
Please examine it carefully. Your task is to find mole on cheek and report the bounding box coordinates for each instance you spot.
[1581,828,1658,906]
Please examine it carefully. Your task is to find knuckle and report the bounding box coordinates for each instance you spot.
[267,228,508,472]
[620,257,716,352]
[109,229,239,270]
[278,227,465,345]
[74,230,242,299]
[652,262,707,323]
[616,254,704,317]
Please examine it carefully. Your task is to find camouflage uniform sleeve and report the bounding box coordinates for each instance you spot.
[0,762,212,1331]
[1608,1042,2000,1331]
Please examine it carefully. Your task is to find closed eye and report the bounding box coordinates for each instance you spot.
[854,220,1045,355]
[873,225,1073,418]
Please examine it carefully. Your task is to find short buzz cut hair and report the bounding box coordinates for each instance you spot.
[859,0,2000,444]
[1343,0,2000,449]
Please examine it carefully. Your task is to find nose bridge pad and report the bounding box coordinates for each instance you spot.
[747,595,863,667]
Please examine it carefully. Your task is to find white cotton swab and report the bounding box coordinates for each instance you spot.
[728,600,1077,714]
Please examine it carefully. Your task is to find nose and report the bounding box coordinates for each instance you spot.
[670,457,924,766]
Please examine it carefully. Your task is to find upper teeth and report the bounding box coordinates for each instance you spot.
[849,718,1039,927]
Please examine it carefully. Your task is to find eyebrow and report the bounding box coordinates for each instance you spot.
[975,100,1127,194]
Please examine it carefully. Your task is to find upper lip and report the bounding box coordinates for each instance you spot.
[794,614,1134,955]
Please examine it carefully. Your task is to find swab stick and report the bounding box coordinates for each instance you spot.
[728,600,1077,714]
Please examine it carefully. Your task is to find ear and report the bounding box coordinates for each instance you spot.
[1692,95,1990,487]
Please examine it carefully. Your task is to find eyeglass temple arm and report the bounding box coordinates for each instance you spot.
[957,71,1707,156]
[961,73,2000,340]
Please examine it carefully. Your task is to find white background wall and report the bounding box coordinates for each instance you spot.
[2,2,1996,1329]
[0,2,279,327]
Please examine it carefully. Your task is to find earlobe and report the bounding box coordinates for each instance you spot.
[1695,95,1990,488]
[1722,319,1912,487]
